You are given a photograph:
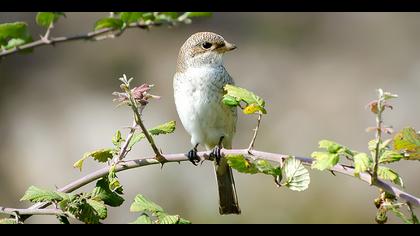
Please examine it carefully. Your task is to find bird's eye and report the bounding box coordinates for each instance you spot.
[201,42,212,49]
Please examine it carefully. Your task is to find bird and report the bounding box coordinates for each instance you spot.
[173,32,241,215]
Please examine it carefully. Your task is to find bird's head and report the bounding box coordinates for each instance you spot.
[176,32,236,72]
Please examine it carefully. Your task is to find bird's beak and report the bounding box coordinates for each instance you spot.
[224,41,237,51]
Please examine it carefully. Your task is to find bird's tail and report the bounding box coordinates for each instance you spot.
[214,156,241,215]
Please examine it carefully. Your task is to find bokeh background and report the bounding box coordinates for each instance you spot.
[0,12,419,224]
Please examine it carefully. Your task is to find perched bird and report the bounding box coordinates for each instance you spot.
[173,32,241,214]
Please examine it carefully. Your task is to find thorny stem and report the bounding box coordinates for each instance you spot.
[113,121,137,164]
[9,148,419,223]
[0,207,66,217]
[372,94,384,184]
[0,21,165,59]
[247,113,262,154]
[124,81,165,162]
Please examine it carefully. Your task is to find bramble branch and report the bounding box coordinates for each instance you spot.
[0,21,165,59]
[9,148,419,222]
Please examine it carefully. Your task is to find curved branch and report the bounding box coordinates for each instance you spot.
[0,207,64,216]
[9,149,420,222]
[0,21,166,59]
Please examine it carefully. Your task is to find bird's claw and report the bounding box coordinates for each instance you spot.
[210,146,222,165]
[187,148,200,166]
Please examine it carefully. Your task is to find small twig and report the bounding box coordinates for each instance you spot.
[0,207,65,216]
[407,202,419,224]
[123,81,164,162]
[0,21,166,59]
[247,113,262,154]
[372,92,384,184]
[113,121,137,164]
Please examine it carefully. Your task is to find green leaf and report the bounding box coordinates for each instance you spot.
[157,213,180,224]
[378,166,404,187]
[131,214,153,224]
[0,22,32,47]
[20,186,63,203]
[223,84,266,114]
[130,194,164,214]
[185,12,213,18]
[243,103,266,115]
[393,127,420,160]
[36,12,64,28]
[178,217,192,224]
[86,199,107,220]
[4,38,26,49]
[74,148,114,171]
[311,152,339,171]
[57,215,70,224]
[222,95,240,107]
[0,218,17,224]
[254,160,281,177]
[283,157,310,191]
[353,153,372,177]
[94,18,124,30]
[112,130,123,148]
[383,91,399,100]
[91,178,125,207]
[226,154,258,174]
[120,12,144,24]
[318,140,343,153]
[108,164,123,194]
[128,120,176,149]
[156,12,180,21]
[379,150,404,164]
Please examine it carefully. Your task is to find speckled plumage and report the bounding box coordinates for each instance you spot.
[173,32,241,214]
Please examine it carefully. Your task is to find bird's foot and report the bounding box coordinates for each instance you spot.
[210,145,222,166]
[187,147,200,166]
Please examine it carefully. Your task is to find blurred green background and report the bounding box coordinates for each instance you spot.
[0,12,419,224]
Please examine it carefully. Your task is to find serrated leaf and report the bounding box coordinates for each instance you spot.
[87,199,107,220]
[222,95,240,107]
[74,148,114,171]
[91,178,125,207]
[311,152,339,171]
[57,215,70,224]
[120,12,144,24]
[72,202,101,224]
[254,159,281,177]
[20,186,63,203]
[128,120,176,149]
[318,140,343,153]
[158,214,180,224]
[112,130,123,148]
[283,157,310,191]
[0,22,32,47]
[131,214,153,224]
[223,84,266,114]
[243,103,266,115]
[4,38,26,49]
[378,166,404,187]
[379,150,404,164]
[178,217,192,224]
[36,12,64,28]
[94,18,124,30]
[383,92,398,100]
[353,153,372,177]
[0,218,17,224]
[156,12,179,21]
[226,154,258,174]
[393,127,420,160]
[130,194,164,214]
[185,12,213,18]
[108,165,123,194]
